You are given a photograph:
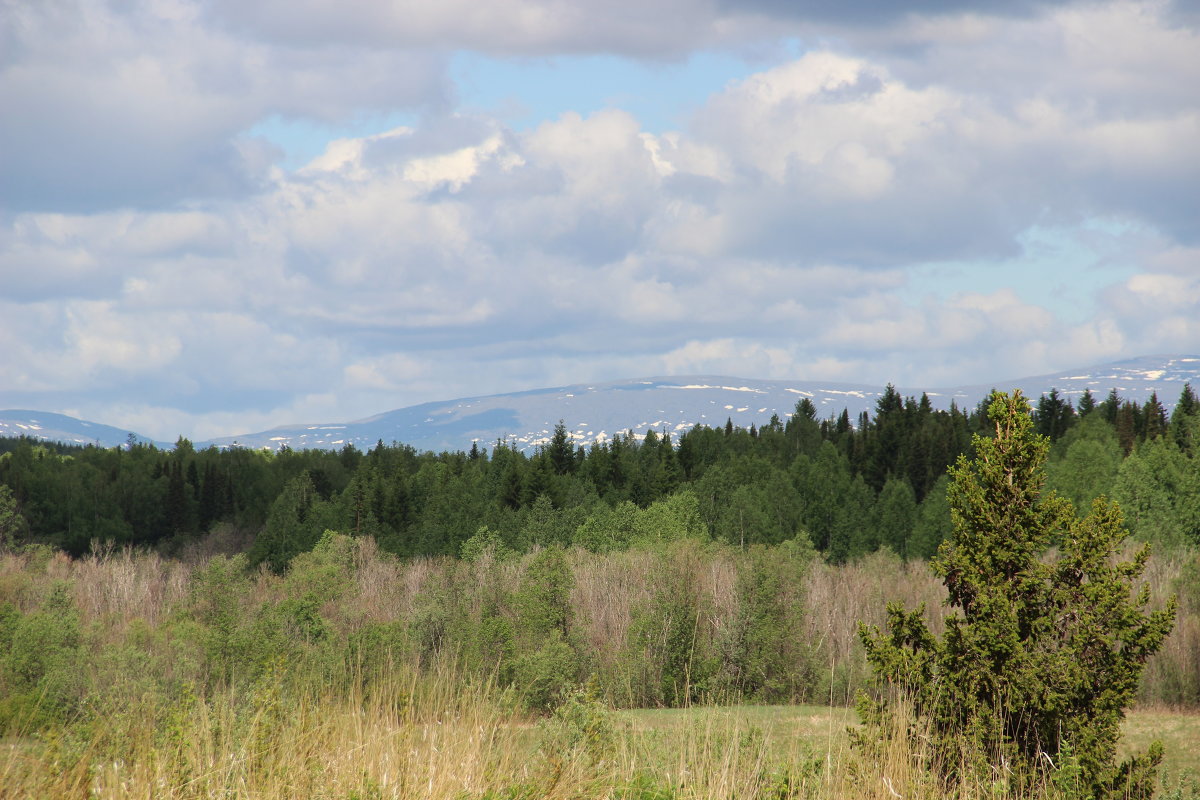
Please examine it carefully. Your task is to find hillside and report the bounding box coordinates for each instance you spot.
[2,354,1197,452]
[205,354,1200,453]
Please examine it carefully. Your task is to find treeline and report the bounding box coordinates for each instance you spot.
[1,384,1198,565]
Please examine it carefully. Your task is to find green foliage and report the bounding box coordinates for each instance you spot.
[625,540,717,707]
[0,484,29,550]
[615,773,679,800]
[1114,436,1200,548]
[539,678,618,760]
[636,489,709,544]
[189,553,254,683]
[574,491,708,553]
[5,372,1193,567]
[1048,413,1124,511]
[460,525,514,562]
[908,474,952,559]
[725,543,815,701]
[859,390,1178,799]
[248,472,332,572]
[791,442,874,562]
[514,545,574,639]
[0,582,84,730]
[511,546,580,710]
[873,476,917,558]
[511,629,578,712]
[574,500,641,552]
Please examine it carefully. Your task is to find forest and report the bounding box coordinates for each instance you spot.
[1,385,1198,565]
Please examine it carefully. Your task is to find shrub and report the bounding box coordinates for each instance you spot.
[859,391,1177,799]
[724,542,814,702]
[0,582,84,730]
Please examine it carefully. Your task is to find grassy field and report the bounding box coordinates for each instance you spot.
[623,704,1200,781]
[2,680,1197,799]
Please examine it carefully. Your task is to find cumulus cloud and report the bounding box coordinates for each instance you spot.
[0,0,1197,440]
[0,0,449,212]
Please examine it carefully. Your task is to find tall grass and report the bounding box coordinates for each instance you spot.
[2,661,542,799]
[6,665,1190,799]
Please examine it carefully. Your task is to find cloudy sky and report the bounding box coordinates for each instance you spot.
[1,0,1198,442]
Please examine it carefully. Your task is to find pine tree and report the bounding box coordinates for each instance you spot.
[249,473,322,572]
[835,408,851,437]
[1175,383,1198,419]
[785,399,821,457]
[859,390,1176,799]
[1143,392,1168,441]
[1172,383,1199,454]
[867,384,907,491]
[198,463,221,531]
[547,421,574,475]
[1101,388,1121,425]
[1078,388,1097,417]
[873,476,917,558]
[1034,388,1075,441]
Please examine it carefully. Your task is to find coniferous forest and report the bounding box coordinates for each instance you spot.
[2,385,1198,562]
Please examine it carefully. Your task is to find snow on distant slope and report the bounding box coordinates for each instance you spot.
[4,355,1198,453]
[0,410,163,449]
[204,354,1200,454]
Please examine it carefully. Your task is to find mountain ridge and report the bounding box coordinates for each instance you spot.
[3,354,1197,453]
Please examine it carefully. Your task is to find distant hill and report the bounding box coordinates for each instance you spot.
[0,410,166,450]
[4,354,1197,453]
[202,354,1200,453]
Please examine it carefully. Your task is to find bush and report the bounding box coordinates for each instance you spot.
[0,582,84,730]
[859,391,1177,799]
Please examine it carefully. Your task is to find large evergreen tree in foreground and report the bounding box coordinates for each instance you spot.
[859,390,1176,799]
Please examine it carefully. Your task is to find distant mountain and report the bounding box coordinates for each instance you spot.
[0,410,165,449]
[4,355,1197,454]
[205,354,1200,453]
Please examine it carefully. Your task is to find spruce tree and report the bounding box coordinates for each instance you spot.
[1035,388,1076,441]
[1174,383,1198,419]
[1143,392,1168,441]
[1078,387,1097,417]
[548,421,574,475]
[859,390,1176,799]
[1172,383,1199,454]
[1101,389,1121,424]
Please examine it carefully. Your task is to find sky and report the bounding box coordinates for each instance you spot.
[1,0,1198,443]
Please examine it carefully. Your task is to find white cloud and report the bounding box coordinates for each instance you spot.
[1,0,1197,440]
[660,338,796,377]
[0,0,448,212]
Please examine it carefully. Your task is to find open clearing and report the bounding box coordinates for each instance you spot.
[622,704,1200,779]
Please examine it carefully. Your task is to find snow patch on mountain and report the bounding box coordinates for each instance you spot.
[3,355,1197,453]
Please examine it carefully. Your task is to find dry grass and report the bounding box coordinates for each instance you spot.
[8,684,1194,800]
[1,667,546,800]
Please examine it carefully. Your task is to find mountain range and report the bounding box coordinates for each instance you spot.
[3,354,1198,453]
